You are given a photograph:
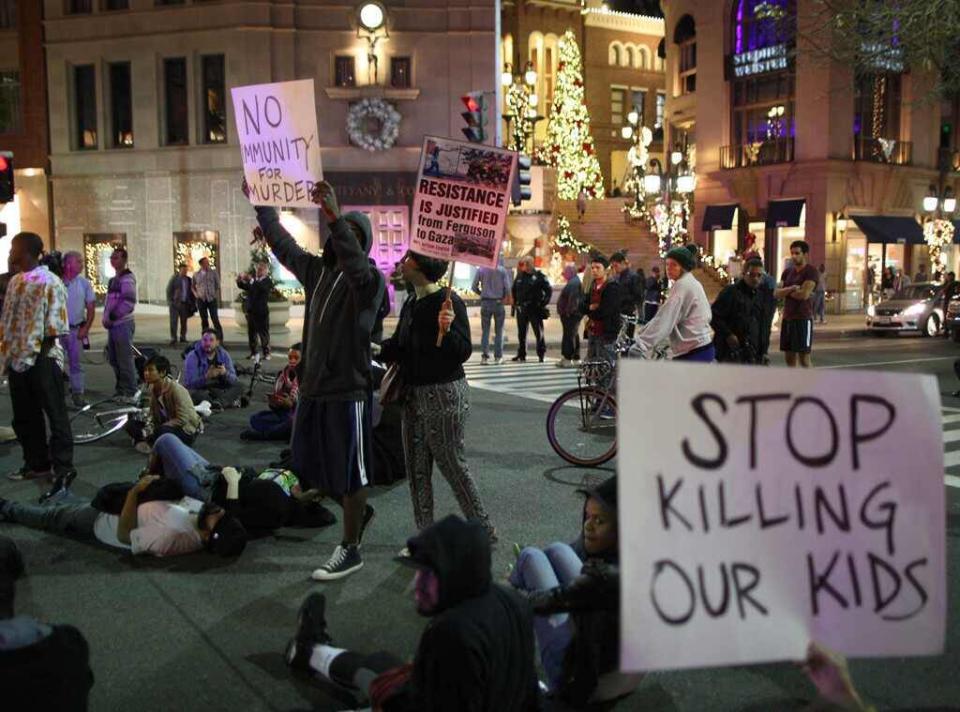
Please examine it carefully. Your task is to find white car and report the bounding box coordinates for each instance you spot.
[865,282,944,336]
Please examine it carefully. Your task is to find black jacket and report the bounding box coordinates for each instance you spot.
[583,280,622,340]
[711,279,776,362]
[0,624,94,711]
[380,290,472,387]
[614,268,642,314]
[236,275,273,317]
[256,207,385,402]
[395,516,540,712]
[512,270,551,312]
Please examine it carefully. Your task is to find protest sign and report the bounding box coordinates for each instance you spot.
[618,362,945,671]
[411,137,517,268]
[232,79,322,208]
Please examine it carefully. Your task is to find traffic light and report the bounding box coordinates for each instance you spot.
[511,154,532,207]
[461,92,486,143]
[0,152,13,204]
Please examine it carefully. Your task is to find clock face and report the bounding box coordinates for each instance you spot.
[359,3,384,31]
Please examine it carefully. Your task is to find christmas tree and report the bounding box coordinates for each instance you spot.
[543,30,605,201]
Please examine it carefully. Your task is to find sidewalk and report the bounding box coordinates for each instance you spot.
[86,305,868,352]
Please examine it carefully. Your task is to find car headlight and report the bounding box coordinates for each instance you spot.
[902,303,925,316]
[867,305,876,317]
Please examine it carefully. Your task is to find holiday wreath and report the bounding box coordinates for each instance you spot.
[346,98,402,152]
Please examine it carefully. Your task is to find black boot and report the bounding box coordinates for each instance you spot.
[286,593,332,672]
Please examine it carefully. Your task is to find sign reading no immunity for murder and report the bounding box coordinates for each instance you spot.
[618,362,945,671]
[232,79,323,208]
[411,137,517,268]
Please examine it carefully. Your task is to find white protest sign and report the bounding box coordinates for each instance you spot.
[618,361,945,671]
[411,136,517,268]
[232,79,322,208]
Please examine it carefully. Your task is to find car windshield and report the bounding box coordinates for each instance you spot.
[894,285,938,301]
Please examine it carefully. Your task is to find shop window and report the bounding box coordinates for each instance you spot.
[674,15,696,95]
[853,72,907,163]
[68,0,93,12]
[83,233,126,299]
[610,86,626,126]
[631,89,646,126]
[390,57,411,89]
[0,70,20,134]
[201,54,226,144]
[109,62,133,148]
[655,91,665,131]
[74,64,97,150]
[335,56,356,88]
[164,57,189,145]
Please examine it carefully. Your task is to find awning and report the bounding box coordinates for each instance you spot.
[702,204,739,231]
[765,199,805,228]
[850,215,925,245]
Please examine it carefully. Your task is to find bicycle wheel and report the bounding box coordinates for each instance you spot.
[70,404,133,444]
[546,386,617,467]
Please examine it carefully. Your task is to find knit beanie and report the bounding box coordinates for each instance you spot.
[665,246,695,272]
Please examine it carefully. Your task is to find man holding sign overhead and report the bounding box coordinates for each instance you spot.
[243,179,384,582]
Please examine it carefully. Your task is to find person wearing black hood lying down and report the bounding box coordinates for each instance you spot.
[284,515,540,712]
[245,178,384,581]
[510,476,642,708]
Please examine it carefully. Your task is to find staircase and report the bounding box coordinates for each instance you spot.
[556,198,661,269]
[691,267,727,303]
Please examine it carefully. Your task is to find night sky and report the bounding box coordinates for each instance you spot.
[609,0,664,17]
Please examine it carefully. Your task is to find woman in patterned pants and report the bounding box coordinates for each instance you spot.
[379,251,495,547]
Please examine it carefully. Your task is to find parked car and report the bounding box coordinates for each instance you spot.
[865,282,944,336]
[944,293,960,340]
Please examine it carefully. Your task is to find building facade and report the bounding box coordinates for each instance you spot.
[662,0,960,312]
[500,0,665,194]
[44,0,495,304]
[0,0,51,266]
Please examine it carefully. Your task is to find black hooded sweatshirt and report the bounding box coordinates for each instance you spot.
[391,516,540,712]
[255,206,385,402]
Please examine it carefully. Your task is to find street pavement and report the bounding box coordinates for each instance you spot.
[0,312,958,711]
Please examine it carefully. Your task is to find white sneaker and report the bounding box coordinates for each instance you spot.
[494,357,504,365]
[555,358,570,368]
[311,544,363,581]
[480,355,490,365]
[397,546,410,558]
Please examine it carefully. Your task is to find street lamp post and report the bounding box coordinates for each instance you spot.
[922,183,957,283]
[501,62,542,153]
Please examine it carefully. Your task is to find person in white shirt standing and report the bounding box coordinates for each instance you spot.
[631,246,715,362]
[61,252,96,408]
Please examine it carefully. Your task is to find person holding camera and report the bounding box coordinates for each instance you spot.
[183,329,245,410]
[511,255,551,363]
[61,251,96,408]
[236,259,273,360]
[711,257,776,364]
[0,233,76,501]
[241,343,301,441]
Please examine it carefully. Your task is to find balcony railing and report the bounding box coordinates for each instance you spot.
[853,136,912,165]
[720,138,794,169]
[939,147,960,173]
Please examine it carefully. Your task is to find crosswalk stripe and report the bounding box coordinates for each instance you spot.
[947,475,960,488]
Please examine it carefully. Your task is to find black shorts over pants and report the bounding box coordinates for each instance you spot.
[291,395,373,496]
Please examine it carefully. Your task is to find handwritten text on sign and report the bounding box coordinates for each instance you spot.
[411,136,517,268]
[232,79,322,208]
[618,362,945,671]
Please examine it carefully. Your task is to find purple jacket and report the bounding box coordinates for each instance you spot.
[183,342,238,390]
[102,270,137,327]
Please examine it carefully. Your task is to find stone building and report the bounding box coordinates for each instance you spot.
[44,0,495,304]
[662,0,960,313]
[0,0,51,267]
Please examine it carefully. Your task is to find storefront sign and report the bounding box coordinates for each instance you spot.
[232,79,322,208]
[731,44,788,78]
[618,361,946,671]
[411,136,517,268]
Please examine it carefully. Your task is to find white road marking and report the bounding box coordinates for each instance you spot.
[819,356,956,369]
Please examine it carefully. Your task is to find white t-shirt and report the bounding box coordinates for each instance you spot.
[92,497,205,557]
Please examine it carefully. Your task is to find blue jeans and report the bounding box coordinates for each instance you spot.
[249,409,293,439]
[676,343,715,362]
[62,327,85,394]
[509,542,583,691]
[480,300,506,359]
[152,433,215,499]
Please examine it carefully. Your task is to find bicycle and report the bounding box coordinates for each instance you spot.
[70,387,147,444]
[545,316,666,467]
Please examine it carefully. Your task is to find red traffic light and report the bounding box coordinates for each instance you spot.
[0,156,7,172]
[461,94,481,113]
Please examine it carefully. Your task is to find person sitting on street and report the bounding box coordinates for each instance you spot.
[632,246,714,362]
[0,536,94,711]
[183,329,246,410]
[147,432,336,533]
[126,354,202,453]
[241,343,300,441]
[510,476,641,707]
[710,257,776,364]
[284,515,539,711]
[0,476,247,559]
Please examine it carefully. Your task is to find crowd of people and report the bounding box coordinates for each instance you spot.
[0,180,879,710]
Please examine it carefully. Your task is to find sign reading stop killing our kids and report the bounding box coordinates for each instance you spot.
[411,136,517,268]
[618,362,945,671]
[232,79,322,208]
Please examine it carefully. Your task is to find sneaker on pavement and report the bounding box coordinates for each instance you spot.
[311,544,363,581]
[397,546,410,558]
[285,592,332,671]
[263,352,272,360]
[480,355,489,365]
[555,358,570,368]
[39,469,77,504]
[7,465,51,482]
[134,441,152,455]
[494,357,504,365]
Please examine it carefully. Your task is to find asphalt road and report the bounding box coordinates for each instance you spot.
[0,327,957,711]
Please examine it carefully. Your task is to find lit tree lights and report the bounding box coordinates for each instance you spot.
[924,218,955,280]
[543,30,605,201]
